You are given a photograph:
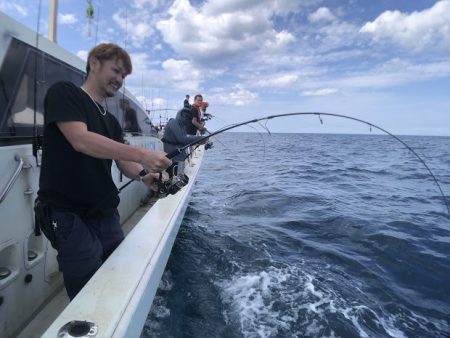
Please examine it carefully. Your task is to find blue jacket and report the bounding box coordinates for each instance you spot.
[162,108,204,162]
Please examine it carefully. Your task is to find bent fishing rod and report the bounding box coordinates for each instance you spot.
[120,112,450,215]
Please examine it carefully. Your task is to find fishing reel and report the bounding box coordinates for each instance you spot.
[157,173,189,198]
[205,141,213,150]
[201,113,212,121]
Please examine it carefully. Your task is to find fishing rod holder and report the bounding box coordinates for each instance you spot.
[57,320,97,337]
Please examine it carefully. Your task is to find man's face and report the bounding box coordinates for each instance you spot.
[195,97,203,105]
[94,58,127,98]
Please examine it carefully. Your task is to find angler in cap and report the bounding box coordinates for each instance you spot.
[36,43,171,300]
[162,108,206,178]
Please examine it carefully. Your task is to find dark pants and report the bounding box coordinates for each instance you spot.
[50,208,124,300]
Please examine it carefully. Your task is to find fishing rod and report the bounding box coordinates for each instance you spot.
[147,108,178,113]
[120,112,450,215]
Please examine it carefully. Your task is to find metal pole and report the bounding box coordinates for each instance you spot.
[48,0,59,42]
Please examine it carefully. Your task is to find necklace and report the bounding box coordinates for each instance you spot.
[80,86,106,116]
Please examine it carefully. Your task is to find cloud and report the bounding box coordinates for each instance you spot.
[126,54,225,95]
[132,0,162,10]
[298,7,360,53]
[168,58,224,89]
[0,3,27,16]
[254,74,299,88]
[313,21,359,51]
[156,0,295,66]
[209,85,258,106]
[76,50,88,62]
[161,58,203,91]
[202,0,303,16]
[301,88,338,96]
[360,1,450,53]
[321,59,450,90]
[129,52,152,73]
[112,12,155,48]
[264,30,296,49]
[58,13,77,25]
[136,95,167,110]
[309,7,336,23]
[162,59,193,81]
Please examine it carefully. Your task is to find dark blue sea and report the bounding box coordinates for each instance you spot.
[141,133,450,338]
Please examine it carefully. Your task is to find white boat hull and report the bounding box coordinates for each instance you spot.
[42,146,204,337]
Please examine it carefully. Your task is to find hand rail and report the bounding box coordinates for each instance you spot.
[0,155,24,204]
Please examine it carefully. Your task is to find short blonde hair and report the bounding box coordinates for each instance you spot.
[86,43,132,75]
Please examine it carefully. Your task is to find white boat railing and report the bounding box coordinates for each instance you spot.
[0,155,25,204]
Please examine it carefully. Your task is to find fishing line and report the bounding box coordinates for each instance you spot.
[208,117,268,154]
[261,120,272,135]
[248,122,268,160]
[120,112,449,215]
[208,113,232,126]
[204,129,230,151]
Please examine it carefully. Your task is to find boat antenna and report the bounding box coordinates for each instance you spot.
[124,6,128,49]
[32,0,44,167]
[119,5,130,120]
[121,112,449,215]
[94,0,102,45]
[86,1,94,37]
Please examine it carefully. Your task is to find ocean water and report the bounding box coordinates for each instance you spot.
[141,133,450,338]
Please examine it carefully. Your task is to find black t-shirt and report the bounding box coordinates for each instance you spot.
[38,81,124,217]
[185,106,199,135]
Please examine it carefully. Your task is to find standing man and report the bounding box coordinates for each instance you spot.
[37,43,171,300]
[186,94,206,135]
[183,94,191,108]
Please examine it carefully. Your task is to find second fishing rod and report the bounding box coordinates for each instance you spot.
[118,112,449,215]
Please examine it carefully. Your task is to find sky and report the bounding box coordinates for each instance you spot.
[1,0,450,135]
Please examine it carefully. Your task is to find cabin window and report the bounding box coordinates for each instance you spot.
[0,38,156,145]
[106,95,158,136]
[0,38,84,145]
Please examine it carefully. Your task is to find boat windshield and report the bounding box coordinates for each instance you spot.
[0,38,155,146]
